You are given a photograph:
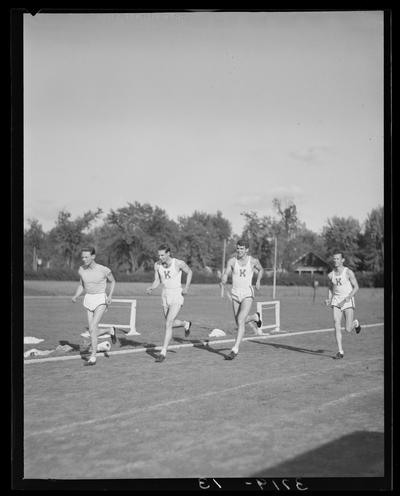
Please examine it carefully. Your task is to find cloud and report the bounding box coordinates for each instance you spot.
[289,145,332,164]
[234,185,304,210]
[270,185,304,198]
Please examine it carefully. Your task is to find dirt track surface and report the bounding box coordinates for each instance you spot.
[23,283,385,479]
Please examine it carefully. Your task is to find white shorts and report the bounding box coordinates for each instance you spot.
[162,289,184,308]
[231,286,255,304]
[331,295,355,311]
[83,293,107,312]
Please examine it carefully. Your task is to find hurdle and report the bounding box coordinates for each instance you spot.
[98,298,140,336]
[256,300,281,333]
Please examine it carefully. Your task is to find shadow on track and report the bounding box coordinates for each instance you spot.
[248,339,333,358]
[118,336,157,349]
[173,336,232,359]
[59,339,89,361]
[249,431,384,477]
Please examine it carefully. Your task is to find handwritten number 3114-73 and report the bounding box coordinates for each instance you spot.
[198,478,309,490]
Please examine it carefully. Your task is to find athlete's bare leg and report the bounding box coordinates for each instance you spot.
[159,303,183,357]
[343,307,355,332]
[87,304,108,360]
[333,306,344,354]
[231,298,253,354]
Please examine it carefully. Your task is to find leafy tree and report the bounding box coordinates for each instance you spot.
[24,218,46,270]
[240,211,276,268]
[284,224,327,271]
[178,211,232,270]
[49,209,102,269]
[322,216,362,269]
[105,202,179,273]
[360,206,384,272]
[272,198,299,239]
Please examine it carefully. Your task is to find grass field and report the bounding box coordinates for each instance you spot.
[22,281,385,481]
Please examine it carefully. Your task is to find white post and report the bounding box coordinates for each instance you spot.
[33,246,38,272]
[221,238,226,298]
[273,236,277,299]
[275,300,280,332]
[129,300,137,334]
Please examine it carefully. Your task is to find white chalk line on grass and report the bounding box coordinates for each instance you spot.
[24,322,384,365]
[319,386,383,409]
[24,355,383,439]
[24,295,138,299]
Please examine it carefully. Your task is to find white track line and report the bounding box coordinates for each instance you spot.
[24,295,138,299]
[24,322,384,364]
[24,357,383,438]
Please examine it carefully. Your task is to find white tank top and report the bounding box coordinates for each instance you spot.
[157,258,182,290]
[79,263,111,294]
[232,257,254,290]
[329,267,353,298]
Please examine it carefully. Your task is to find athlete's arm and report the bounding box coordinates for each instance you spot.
[146,263,161,294]
[253,258,264,290]
[177,259,192,294]
[72,277,84,302]
[106,271,116,304]
[221,258,234,285]
[346,269,359,300]
[325,276,333,306]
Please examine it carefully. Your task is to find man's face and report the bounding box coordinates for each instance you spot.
[332,254,344,268]
[236,245,248,258]
[158,250,170,264]
[81,251,95,267]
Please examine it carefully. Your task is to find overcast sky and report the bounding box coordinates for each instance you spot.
[23,11,384,235]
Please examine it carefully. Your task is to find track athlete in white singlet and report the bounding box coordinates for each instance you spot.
[220,239,264,360]
[146,244,193,362]
[72,247,116,366]
[326,252,362,359]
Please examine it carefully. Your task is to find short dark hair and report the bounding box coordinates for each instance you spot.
[158,244,170,253]
[81,247,96,255]
[333,251,344,259]
[236,239,249,248]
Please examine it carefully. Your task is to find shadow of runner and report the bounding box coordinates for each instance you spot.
[173,336,232,359]
[119,337,156,349]
[249,431,384,477]
[59,340,89,361]
[58,340,80,351]
[249,339,332,358]
[145,348,177,359]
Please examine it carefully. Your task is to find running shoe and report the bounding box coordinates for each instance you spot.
[333,352,344,360]
[184,321,192,338]
[225,350,238,360]
[85,356,97,366]
[155,354,166,363]
[111,326,117,344]
[353,319,362,334]
[256,311,262,328]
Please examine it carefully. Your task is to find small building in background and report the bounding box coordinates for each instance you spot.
[292,252,330,276]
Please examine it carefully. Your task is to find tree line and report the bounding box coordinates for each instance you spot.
[24,199,384,277]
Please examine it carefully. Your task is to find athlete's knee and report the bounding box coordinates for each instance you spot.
[237,315,247,326]
[333,321,342,332]
[165,318,175,329]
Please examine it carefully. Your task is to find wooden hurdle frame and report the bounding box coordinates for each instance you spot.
[256,300,281,333]
[98,298,140,335]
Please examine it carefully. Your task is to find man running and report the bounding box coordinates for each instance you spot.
[72,247,116,366]
[146,244,192,363]
[220,239,264,360]
[326,252,362,359]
